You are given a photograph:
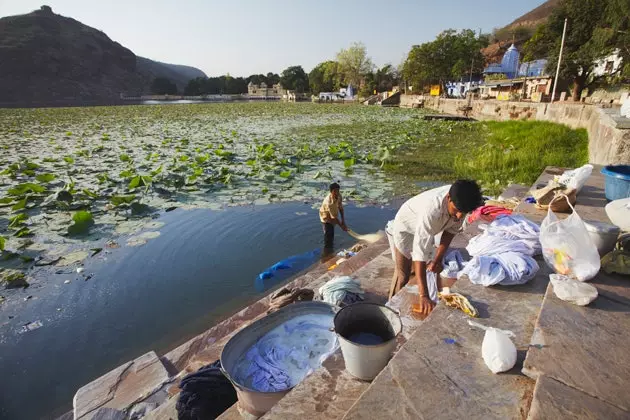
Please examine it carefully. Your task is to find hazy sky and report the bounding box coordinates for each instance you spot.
[1,0,547,76]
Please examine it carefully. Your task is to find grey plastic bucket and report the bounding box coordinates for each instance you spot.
[220,301,336,417]
[334,302,402,381]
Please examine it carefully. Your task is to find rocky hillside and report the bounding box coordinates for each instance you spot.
[482,0,560,64]
[506,0,560,29]
[0,6,206,106]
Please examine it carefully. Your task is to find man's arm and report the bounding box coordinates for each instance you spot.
[428,231,455,273]
[413,260,434,315]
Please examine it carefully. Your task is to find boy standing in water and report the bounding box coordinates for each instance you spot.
[319,182,347,249]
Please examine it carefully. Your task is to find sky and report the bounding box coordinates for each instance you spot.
[0,0,548,77]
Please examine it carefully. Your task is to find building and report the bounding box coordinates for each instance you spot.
[479,44,553,102]
[483,44,520,79]
[518,59,548,77]
[446,79,483,98]
[247,82,285,98]
[593,49,624,77]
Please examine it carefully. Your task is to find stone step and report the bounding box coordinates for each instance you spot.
[522,282,630,414]
[527,375,629,419]
[73,351,170,420]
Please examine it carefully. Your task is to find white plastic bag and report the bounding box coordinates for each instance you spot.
[482,328,517,374]
[556,164,593,193]
[550,274,598,306]
[539,195,601,281]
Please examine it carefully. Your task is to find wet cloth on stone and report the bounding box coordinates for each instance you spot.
[439,249,465,279]
[234,315,338,392]
[267,287,315,313]
[459,252,539,286]
[476,215,541,255]
[319,276,364,306]
[459,215,540,286]
[176,360,237,420]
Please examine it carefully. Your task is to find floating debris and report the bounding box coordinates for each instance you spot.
[19,320,43,333]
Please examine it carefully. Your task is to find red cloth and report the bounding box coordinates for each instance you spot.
[467,205,513,224]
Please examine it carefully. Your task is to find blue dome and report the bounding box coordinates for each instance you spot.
[501,44,520,79]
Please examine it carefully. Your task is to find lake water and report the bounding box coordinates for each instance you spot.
[0,202,396,419]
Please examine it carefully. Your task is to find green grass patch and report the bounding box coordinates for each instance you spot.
[384,120,588,195]
[453,121,588,194]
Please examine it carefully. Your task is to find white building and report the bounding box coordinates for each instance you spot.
[593,49,624,77]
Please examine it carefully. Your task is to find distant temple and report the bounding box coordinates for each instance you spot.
[480,44,553,102]
[483,44,520,79]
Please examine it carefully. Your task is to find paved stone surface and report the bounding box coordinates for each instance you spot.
[589,270,630,307]
[342,230,551,419]
[142,396,177,420]
[342,300,536,420]
[522,284,630,412]
[263,352,371,420]
[90,408,126,420]
[527,375,629,420]
[74,351,170,420]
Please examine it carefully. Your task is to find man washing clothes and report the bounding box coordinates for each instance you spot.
[389,180,483,316]
[319,182,347,250]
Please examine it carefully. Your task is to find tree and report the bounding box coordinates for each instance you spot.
[309,61,340,93]
[336,42,374,87]
[374,64,399,93]
[266,72,281,85]
[280,65,309,92]
[402,29,487,94]
[184,76,248,95]
[523,0,618,101]
[151,77,178,95]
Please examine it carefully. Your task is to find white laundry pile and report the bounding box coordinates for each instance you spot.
[319,276,364,306]
[460,215,540,286]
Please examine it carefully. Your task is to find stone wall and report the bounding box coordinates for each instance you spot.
[401,95,630,165]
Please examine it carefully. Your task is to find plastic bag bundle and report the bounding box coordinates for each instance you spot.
[550,274,598,306]
[482,328,517,374]
[556,164,593,193]
[540,195,600,281]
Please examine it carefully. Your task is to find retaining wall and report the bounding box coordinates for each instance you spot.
[401,95,630,165]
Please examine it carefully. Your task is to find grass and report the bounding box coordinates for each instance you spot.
[453,121,589,194]
[384,120,589,195]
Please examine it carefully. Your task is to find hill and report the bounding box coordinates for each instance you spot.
[483,0,560,64]
[0,6,206,106]
[507,0,561,29]
[136,57,207,93]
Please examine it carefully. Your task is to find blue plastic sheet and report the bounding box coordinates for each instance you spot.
[255,249,321,292]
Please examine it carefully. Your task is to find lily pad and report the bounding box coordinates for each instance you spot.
[2,270,29,288]
[56,250,89,266]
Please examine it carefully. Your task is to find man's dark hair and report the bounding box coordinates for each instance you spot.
[449,180,483,213]
[329,182,340,192]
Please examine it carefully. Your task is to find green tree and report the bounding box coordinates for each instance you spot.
[280,66,309,92]
[309,61,340,93]
[523,0,619,101]
[151,77,178,95]
[402,29,487,94]
[336,42,374,87]
[374,64,399,92]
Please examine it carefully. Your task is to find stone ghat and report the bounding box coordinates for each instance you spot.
[66,235,397,420]
[66,167,630,420]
